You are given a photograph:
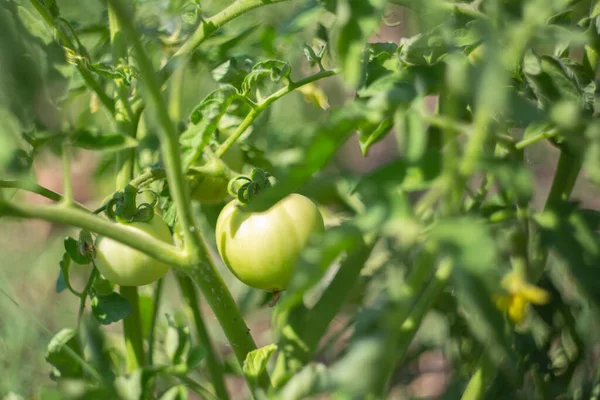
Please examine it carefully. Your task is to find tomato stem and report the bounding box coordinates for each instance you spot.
[177,276,230,400]
[120,285,146,372]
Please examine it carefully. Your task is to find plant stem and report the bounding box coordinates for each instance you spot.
[543,150,582,211]
[184,265,271,389]
[108,3,147,378]
[77,268,99,328]
[215,69,338,157]
[177,275,230,400]
[61,143,74,206]
[394,258,454,361]
[160,0,291,82]
[514,129,558,150]
[0,180,87,209]
[1,202,187,266]
[107,0,201,254]
[147,278,164,366]
[120,285,146,372]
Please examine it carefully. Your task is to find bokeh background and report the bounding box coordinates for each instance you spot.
[1,0,599,399]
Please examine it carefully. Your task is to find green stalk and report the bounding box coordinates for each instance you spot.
[61,143,74,206]
[120,286,146,372]
[177,276,229,400]
[109,2,146,375]
[375,256,453,397]
[393,258,454,362]
[147,278,164,366]
[214,69,338,158]
[0,202,187,266]
[543,150,582,211]
[160,0,291,82]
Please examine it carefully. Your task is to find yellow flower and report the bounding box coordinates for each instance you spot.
[296,83,330,110]
[493,271,550,324]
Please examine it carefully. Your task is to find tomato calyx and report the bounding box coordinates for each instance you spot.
[227,168,272,203]
[105,184,158,224]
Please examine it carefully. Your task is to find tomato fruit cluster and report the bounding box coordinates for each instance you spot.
[191,143,244,204]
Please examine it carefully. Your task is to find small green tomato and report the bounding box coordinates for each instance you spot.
[191,144,244,204]
[94,215,172,286]
[215,193,325,291]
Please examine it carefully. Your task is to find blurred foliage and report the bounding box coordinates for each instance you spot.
[0,0,599,399]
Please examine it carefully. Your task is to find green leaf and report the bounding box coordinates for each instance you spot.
[278,225,363,312]
[334,0,388,87]
[278,363,332,400]
[523,51,594,114]
[187,345,206,370]
[90,291,132,325]
[241,59,292,94]
[246,103,368,212]
[57,252,80,296]
[165,313,191,367]
[534,202,600,306]
[211,56,253,88]
[46,328,83,380]
[189,85,239,125]
[361,42,400,89]
[181,86,239,168]
[394,108,427,163]
[71,130,138,152]
[56,268,68,294]
[243,344,277,384]
[64,236,92,265]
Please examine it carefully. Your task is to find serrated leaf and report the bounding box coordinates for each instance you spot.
[335,0,388,87]
[71,130,138,152]
[189,85,239,125]
[46,328,83,380]
[243,344,277,383]
[91,291,132,325]
[211,57,253,88]
[241,60,291,93]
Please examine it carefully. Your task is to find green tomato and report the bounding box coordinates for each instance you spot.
[215,193,325,291]
[191,144,244,204]
[94,215,172,286]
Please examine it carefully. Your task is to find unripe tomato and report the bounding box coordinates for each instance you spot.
[94,215,172,286]
[216,194,324,291]
[191,144,244,204]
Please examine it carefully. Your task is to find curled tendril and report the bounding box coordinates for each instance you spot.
[227,168,273,204]
[104,185,156,223]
